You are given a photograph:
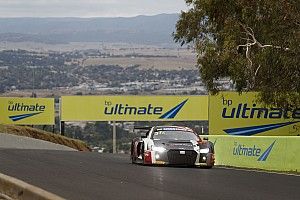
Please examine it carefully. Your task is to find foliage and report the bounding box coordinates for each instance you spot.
[174,0,300,108]
[65,122,136,153]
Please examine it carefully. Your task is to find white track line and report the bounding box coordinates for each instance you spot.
[217,166,300,177]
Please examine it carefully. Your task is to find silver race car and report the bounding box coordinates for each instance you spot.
[130,126,215,168]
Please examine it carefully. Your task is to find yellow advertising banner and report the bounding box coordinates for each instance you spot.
[209,92,300,136]
[0,97,55,125]
[61,96,208,121]
[205,135,300,172]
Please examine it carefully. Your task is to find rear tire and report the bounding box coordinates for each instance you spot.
[141,142,145,165]
[131,156,136,164]
[130,141,136,164]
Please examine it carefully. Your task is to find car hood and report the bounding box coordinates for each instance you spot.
[153,139,196,151]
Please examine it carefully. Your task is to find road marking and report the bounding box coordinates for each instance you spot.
[217,166,300,177]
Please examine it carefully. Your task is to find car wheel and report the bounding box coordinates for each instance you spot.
[131,156,136,164]
[141,142,145,165]
[130,141,136,164]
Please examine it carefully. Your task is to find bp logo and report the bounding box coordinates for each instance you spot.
[221,97,300,136]
[8,101,46,121]
[159,99,188,119]
[104,99,188,119]
[224,122,300,136]
[232,141,276,161]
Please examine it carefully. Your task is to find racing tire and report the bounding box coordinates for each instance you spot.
[130,141,136,164]
[141,142,145,165]
[131,156,136,164]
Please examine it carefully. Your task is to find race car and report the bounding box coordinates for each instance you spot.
[130,126,215,168]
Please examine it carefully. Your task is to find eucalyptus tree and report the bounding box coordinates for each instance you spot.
[174,0,299,108]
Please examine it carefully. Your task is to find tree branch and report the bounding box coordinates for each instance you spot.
[238,23,289,50]
[236,23,290,90]
[254,64,261,77]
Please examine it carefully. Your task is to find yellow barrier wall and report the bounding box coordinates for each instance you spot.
[61,96,208,121]
[209,92,300,136]
[205,135,300,172]
[0,97,55,125]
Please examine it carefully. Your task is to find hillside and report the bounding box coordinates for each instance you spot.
[0,14,179,45]
[0,124,90,151]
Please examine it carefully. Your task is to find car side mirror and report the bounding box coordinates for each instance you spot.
[203,137,208,140]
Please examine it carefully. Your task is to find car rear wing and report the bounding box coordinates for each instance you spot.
[133,126,152,138]
[133,126,152,130]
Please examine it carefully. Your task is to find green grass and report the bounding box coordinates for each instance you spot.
[0,124,90,151]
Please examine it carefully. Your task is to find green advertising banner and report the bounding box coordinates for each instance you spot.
[204,135,299,172]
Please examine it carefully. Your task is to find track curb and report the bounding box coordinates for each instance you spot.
[0,173,65,200]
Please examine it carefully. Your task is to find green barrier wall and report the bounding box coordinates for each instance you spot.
[204,135,300,172]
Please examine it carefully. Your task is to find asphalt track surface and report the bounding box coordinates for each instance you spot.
[0,149,299,200]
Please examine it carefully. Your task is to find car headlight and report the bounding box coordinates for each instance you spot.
[152,146,166,153]
[199,148,209,154]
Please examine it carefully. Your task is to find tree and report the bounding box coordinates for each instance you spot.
[174,0,299,108]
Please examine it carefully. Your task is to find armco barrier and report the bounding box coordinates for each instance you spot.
[205,135,300,172]
[0,173,65,200]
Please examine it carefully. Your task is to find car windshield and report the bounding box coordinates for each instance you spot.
[152,130,199,141]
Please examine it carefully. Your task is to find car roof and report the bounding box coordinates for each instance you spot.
[154,126,195,132]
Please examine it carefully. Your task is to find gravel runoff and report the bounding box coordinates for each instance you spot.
[0,133,76,151]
